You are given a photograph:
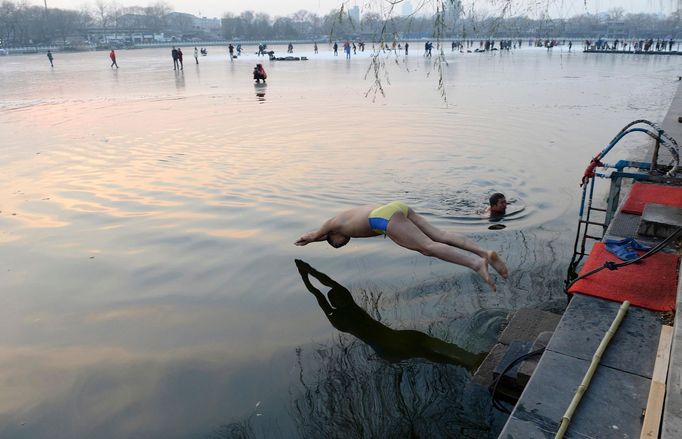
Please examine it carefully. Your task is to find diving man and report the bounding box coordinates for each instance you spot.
[295,201,508,290]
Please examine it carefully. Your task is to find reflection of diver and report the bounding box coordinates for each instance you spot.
[295,259,486,371]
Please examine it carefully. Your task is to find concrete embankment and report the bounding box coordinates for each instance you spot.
[497,81,682,438]
[661,82,682,439]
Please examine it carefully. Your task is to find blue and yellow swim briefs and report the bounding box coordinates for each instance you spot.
[368,201,409,235]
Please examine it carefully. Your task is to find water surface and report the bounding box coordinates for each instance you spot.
[1,45,680,438]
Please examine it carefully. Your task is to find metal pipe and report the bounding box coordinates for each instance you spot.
[650,129,662,172]
[555,301,630,439]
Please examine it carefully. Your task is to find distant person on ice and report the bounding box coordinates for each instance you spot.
[171,47,179,70]
[194,47,199,64]
[177,48,184,70]
[47,50,54,67]
[253,64,267,83]
[295,201,508,290]
[109,49,119,68]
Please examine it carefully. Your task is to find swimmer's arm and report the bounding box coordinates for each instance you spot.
[294,217,338,246]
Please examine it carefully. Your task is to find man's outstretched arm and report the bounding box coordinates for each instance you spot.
[294,217,337,246]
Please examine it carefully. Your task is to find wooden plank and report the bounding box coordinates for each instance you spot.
[641,325,674,439]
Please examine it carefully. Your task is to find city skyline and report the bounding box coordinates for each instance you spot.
[21,0,679,20]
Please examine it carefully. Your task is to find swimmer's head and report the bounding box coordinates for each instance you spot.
[326,232,350,249]
[489,193,507,215]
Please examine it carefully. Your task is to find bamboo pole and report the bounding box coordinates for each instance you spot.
[555,300,630,439]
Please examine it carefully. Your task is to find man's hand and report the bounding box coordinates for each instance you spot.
[295,232,318,246]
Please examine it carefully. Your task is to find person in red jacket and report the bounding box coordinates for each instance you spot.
[109,49,119,68]
[253,64,267,83]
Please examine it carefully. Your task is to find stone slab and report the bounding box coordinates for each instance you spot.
[498,308,561,345]
[492,341,533,400]
[501,415,577,438]
[494,341,533,381]
[472,342,507,387]
[638,203,682,238]
[518,331,553,387]
[546,294,661,378]
[499,350,651,439]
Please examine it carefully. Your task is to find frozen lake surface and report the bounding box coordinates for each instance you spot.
[1,44,681,438]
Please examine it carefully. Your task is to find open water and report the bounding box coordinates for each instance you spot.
[0,44,680,438]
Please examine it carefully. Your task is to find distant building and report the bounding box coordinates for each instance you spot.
[349,5,360,23]
[166,12,196,32]
[193,16,221,32]
[81,11,221,45]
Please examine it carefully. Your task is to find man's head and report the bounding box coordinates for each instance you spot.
[326,232,350,249]
[489,193,507,215]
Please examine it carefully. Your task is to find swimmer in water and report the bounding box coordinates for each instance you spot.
[295,201,508,291]
[484,193,507,218]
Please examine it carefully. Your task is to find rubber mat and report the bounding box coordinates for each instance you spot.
[568,243,679,311]
[621,182,682,215]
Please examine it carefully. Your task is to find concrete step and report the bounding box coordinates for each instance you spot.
[638,203,682,239]
[498,308,561,345]
[472,307,561,400]
[492,341,533,401]
[518,331,553,387]
[498,294,664,438]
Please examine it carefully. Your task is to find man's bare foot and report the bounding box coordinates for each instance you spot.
[487,251,509,279]
[475,259,496,292]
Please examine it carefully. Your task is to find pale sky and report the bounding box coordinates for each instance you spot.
[39,0,674,20]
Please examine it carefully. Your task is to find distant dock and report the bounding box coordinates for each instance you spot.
[584,49,682,55]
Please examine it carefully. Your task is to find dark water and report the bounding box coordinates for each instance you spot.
[0,45,680,438]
